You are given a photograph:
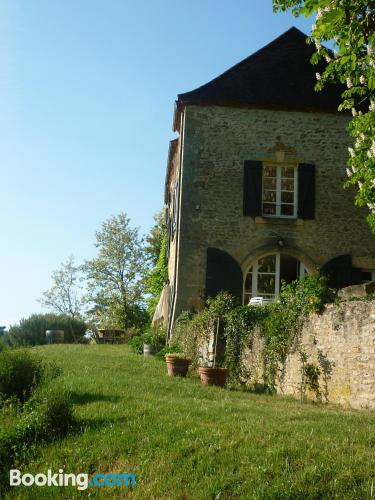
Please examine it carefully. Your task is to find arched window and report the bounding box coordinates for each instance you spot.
[243,253,308,304]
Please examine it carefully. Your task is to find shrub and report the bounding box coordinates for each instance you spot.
[128,334,144,354]
[156,341,182,360]
[0,385,74,493]
[148,327,167,352]
[0,350,62,403]
[172,292,238,369]
[0,350,44,402]
[259,273,334,390]
[4,313,88,346]
[261,273,333,358]
[128,327,167,354]
[0,339,6,352]
[24,386,74,436]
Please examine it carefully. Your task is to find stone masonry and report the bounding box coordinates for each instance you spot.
[243,300,375,410]
[173,105,375,318]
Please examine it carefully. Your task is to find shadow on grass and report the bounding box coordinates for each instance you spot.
[76,415,127,431]
[70,391,121,405]
[227,382,273,395]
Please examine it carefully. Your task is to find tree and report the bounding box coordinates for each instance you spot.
[83,212,147,331]
[145,232,168,318]
[40,256,83,318]
[144,209,168,318]
[273,0,375,231]
[144,209,167,266]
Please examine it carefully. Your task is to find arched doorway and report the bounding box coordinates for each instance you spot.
[243,253,308,304]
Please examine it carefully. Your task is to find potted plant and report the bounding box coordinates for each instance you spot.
[198,318,228,387]
[198,364,228,387]
[165,352,191,377]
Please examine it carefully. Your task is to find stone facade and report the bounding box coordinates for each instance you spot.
[243,300,375,410]
[170,104,375,322]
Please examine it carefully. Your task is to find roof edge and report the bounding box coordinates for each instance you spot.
[177,26,308,103]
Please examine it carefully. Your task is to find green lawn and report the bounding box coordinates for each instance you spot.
[4,344,375,499]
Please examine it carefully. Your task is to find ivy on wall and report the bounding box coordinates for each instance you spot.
[172,273,335,392]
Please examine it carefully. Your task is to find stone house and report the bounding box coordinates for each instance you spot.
[156,27,375,336]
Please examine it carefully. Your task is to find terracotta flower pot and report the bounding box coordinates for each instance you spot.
[198,367,228,387]
[165,356,191,377]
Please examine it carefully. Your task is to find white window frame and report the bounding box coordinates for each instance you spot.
[262,163,298,219]
[243,253,308,304]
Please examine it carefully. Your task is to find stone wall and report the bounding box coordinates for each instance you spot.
[174,104,375,318]
[243,300,375,410]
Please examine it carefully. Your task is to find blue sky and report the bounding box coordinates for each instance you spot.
[0,1,312,327]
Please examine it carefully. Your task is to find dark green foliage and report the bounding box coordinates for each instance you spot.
[172,292,238,369]
[147,327,167,353]
[0,339,6,352]
[146,233,168,318]
[205,291,238,317]
[260,273,333,389]
[156,341,183,360]
[128,327,167,354]
[24,386,74,436]
[224,305,268,383]
[128,334,144,354]
[173,275,333,387]
[0,385,74,494]
[4,313,88,346]
[262,274,333,356]
[145,209,167,266]
[279,271,334,314]
[124,304,150,332]
[303,362,321,398]
[0,350,45,402]
[0,349,62,404]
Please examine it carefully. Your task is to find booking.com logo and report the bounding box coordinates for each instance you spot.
[10,469,137,490]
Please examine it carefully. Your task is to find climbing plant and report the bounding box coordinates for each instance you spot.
[259,273,333,390]
[224,305,268,384]
[171,274,334,391]
[172,292,237,369]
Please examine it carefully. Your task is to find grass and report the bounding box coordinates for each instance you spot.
[2,344,375,499]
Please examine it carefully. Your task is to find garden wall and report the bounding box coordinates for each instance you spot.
[244,301,375,410]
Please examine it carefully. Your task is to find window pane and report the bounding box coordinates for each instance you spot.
[281,191,294,203]
[258,255,276,273]
[282,166,295,178]
[281,204,294,216]
[281,178,294,191]
[244,272,252,293]
[263,178,276,189]
[263,165,276,177]
[258,274,276,295]
[262,203,276,215]
[244,293,252,304]
[263,190,276,202]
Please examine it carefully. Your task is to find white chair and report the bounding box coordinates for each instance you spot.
[249,297,264,306]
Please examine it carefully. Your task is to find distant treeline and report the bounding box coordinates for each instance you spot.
[2,314,88,347]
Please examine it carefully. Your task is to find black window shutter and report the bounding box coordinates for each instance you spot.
[321,255,365,289]
[298,163,315,219]
[243,160,262,216]
[206,248,243,301]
